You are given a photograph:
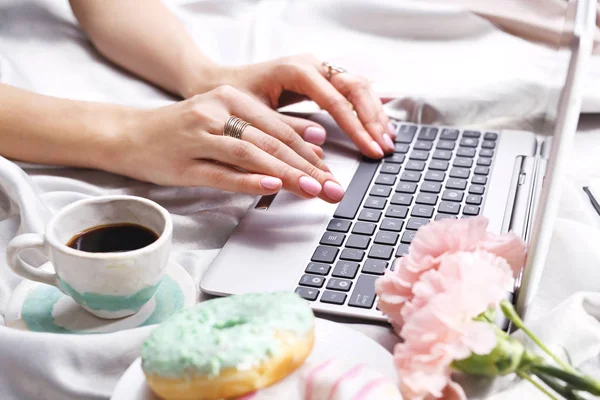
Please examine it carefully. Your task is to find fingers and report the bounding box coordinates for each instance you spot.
[307,143,324,159]
[181,160,283,195]
[278,113,327,146]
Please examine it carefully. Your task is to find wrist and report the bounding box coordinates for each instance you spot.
[178,58,238,99]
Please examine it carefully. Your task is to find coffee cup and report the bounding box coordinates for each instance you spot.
[6,195,172,319]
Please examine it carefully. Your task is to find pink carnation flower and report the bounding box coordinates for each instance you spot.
[395,251,514,400]
[375,216,525,327]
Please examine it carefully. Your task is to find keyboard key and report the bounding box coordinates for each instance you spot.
[425,171,445,182]
[446,178,467,190]
[362,259,388,275]
[370,185,392,197]
[466,195,482,205]
[396,125,417,143]
[418,127,438,141]
[295,287,319,301]
[396,182,418,193]
[346,235,371,249]
[391,193,413,206]
[414,140,433,150]
[433,150,452,160]
[450,167,470,179]
[327,278,353,292]
[332,261,360,279]
[472,175,487,185]
[374,231,399,246]
[306,262,331,276]
[348,274,378,309]
[299,274,325,288]
[439,201,461,214]
[386,153,406,164]
[386,206,409,219]
[460,138,479,148]
[320,290,346,305]
[416,193,438,205]
[440,129,459,140]
[401,230,416,244]
[312,246,339,263]
[327,219,351,233]
[411,205,434,218]
[469,185,485,195]
[409,151,429,161]
[381,163,401,174]
[380,218,404,232]
[364,196,386,210]
[400,171,421,182]
[464,205,481,216]
[463,130,481,138]
[429,160,449,171]
[407,217,429,230]
[442,190,464,202]
[421,182,442,193]
[368,245,394,260]
[358,209,381,222]
[396,244,410,257]
[352,222,376,235]
[482,140,496,149]
[457,147,476,157]
[477,158,492,167]
[375,174,396,186]
[395,143,410,153]
[453,157,473,168]
[333,161,378,219]
[340,248,365,262]
[320,232,345,246]
[405,160,426,171]
[436,214,457,221]
[436,140,455,151]
[484,132,498,140]
[474,166,490,175]
[480,148,494,158]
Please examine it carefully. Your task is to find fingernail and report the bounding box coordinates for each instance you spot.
[323,181,345,201]
[387,122,396,136]
[371,140,384,158]
[383,134,395,152]
[260,177,282,190]
[304,126,326,146]
[299,176,322,196]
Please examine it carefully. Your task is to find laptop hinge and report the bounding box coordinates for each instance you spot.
[502,155,539,241]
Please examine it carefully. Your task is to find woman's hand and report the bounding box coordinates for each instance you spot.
[196,54,396,159]
[106,86,346,202]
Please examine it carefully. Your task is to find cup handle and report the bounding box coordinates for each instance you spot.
[6,233,59,288]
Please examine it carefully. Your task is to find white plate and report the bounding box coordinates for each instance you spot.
[111,318,396,400]
[5,261,196,334]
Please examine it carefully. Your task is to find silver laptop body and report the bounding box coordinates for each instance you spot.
[201,0,595,323]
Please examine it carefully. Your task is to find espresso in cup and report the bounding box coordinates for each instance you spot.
[67,223,159,253]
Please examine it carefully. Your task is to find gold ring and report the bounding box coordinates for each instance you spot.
[322,61,347,80]
[223,116,250,140]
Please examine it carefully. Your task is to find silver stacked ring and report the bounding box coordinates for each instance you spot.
[223,116,251,140]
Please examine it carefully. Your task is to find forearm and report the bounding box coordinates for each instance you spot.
[0,84,131,170]
[69,0,222,98]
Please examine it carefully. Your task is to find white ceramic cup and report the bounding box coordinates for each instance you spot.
[6,195,173,319]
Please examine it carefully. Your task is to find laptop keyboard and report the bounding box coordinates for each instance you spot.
[295,124,499,312]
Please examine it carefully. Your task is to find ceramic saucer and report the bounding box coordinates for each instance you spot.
[5,261,196,334]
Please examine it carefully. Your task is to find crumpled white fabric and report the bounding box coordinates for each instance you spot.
[1,0,600,399]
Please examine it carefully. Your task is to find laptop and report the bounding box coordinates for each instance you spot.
[201,0,596,323]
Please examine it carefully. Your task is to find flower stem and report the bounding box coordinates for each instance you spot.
[517,371,559,400]
[532,365,600,396]
[500,300,573,372]
[533,371,586,400]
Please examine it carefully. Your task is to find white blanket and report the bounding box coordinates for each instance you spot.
[1,1,600,399]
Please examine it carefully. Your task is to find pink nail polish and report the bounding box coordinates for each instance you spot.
[299,176,322,196]
[371,140,384,158]
[383,134,395,152]
[304,126,327,146]
[260,177,282,190]
[387,122,396,136]
[323,181,345,201]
